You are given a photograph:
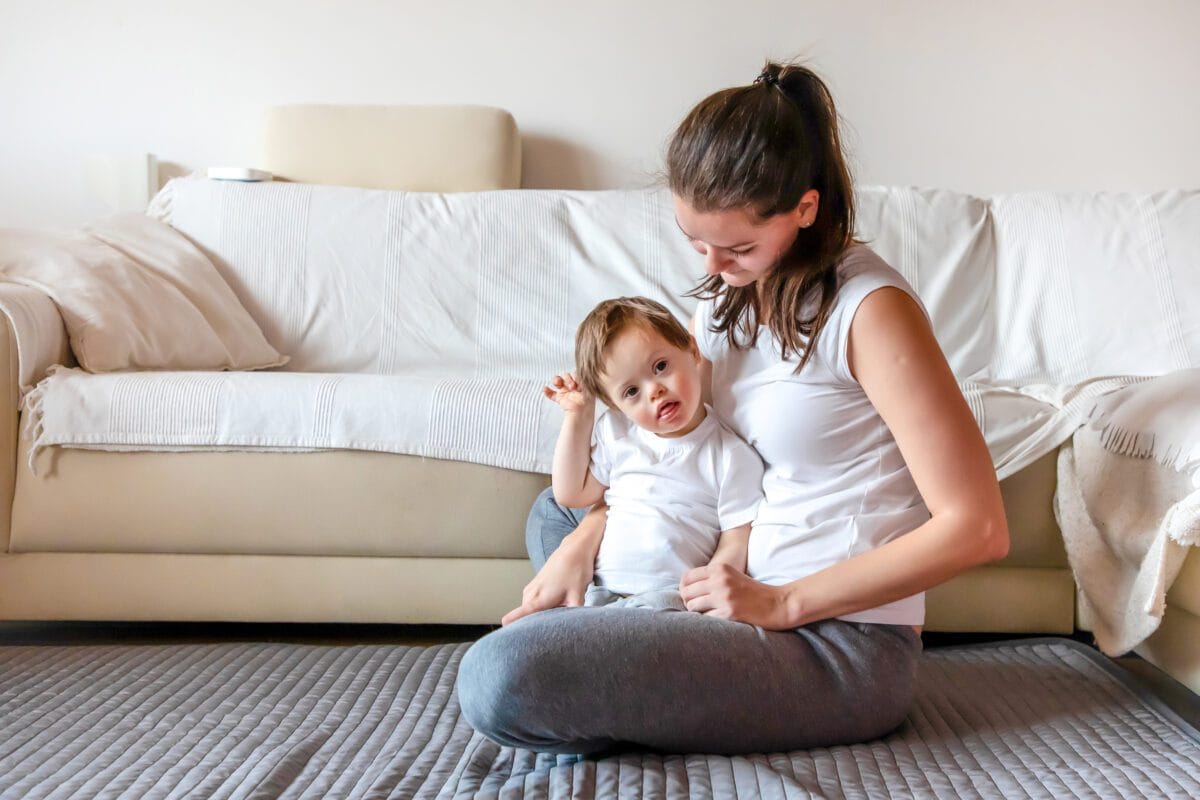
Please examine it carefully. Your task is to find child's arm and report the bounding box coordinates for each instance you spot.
[707,523,751,573]
[544,372,607,508]
[502,501,608,625]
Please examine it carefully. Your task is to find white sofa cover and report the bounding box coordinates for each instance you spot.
[23,180,1200,482]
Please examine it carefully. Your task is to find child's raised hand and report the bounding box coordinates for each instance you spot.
[543,372,591,414]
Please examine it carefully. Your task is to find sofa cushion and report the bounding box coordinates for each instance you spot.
[11,429,545,559]
[12,427,1066,571]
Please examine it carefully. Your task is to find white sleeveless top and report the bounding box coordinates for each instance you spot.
[693,245,930,625]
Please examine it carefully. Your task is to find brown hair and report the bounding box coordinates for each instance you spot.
[575,296,692,407]
[667,60,856,371]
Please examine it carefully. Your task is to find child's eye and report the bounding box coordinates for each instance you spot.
[623,386,638,400]
[653,360,668,373]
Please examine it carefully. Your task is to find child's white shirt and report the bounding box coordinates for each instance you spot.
[588,405,764,595]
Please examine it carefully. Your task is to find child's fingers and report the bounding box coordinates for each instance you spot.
[501,603,533,626]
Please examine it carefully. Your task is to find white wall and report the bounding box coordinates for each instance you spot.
[2,0,1198,229]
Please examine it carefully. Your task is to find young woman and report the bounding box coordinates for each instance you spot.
[456,62,1009,755]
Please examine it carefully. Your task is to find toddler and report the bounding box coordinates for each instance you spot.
[543,296,763,610]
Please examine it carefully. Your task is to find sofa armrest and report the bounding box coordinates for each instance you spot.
[0,283,69,553]
[0,282,71,397]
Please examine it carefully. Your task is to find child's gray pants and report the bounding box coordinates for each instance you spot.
[455,488,922,755]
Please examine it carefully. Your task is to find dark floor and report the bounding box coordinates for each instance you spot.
[2,622,1198,728]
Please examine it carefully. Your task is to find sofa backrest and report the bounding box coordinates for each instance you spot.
[260,105,522,193]
[152,178,1200,387]
[990,191,1199,384]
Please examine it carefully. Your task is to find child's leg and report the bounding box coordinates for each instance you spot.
[613,588,687,612]
[585,587,685,610]
[457,608,921,755]
[524,486,587,572]
[583,585,623,607]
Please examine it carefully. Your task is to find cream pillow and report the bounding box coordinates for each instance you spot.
[0,214,287,372]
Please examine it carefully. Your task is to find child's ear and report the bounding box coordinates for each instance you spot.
[687,335,700,360]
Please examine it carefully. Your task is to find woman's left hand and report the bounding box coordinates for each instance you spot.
[679,564,795,629]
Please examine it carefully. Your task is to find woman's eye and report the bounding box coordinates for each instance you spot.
[730,247,753,256]
[654,360,668,373]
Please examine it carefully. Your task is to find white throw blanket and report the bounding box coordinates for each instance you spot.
[1055,371,1200,655]
[22,367,1128,482]
[23,366,561,475]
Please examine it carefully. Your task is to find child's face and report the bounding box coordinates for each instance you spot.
[599,324,705,438]
[672,193,817,288]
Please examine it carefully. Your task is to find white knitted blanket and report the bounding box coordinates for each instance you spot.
[1055,371,1200,655]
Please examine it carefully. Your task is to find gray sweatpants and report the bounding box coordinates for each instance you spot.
[455,488,922,755]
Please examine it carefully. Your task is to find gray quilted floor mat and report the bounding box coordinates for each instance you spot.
[0,637,1197,798]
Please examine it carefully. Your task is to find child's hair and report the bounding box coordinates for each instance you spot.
[575,296,692,407]
[667,60,856,372]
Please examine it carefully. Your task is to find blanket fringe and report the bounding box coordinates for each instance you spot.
[1090,408,1199,474]
[18,365,61,477]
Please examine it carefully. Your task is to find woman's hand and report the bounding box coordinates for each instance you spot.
[501,504,606,625]
[679,563,795,630]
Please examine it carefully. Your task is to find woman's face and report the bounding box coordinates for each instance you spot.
[672,192,818,287]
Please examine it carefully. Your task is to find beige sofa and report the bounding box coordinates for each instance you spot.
[0,104,1195,697]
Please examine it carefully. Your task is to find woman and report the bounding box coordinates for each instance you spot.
[456,62,1008,755]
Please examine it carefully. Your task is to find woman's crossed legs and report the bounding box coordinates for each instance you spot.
[457,606,920,755]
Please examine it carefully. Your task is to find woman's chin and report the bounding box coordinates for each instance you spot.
[720,271,756,288]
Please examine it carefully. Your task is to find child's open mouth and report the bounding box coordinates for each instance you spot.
[657,401,679,423]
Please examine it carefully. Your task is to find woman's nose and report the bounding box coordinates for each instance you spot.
[703,248,727,276]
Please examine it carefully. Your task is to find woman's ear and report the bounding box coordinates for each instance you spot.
[795,189,820,228]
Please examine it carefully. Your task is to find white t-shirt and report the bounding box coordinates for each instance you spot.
[693,245,931,625]
[588,407,764,595]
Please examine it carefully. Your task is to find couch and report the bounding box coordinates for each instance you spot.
[0,104,1196,696]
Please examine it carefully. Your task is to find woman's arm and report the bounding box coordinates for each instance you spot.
[681,287,1008,629]
[501,501,608,625]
